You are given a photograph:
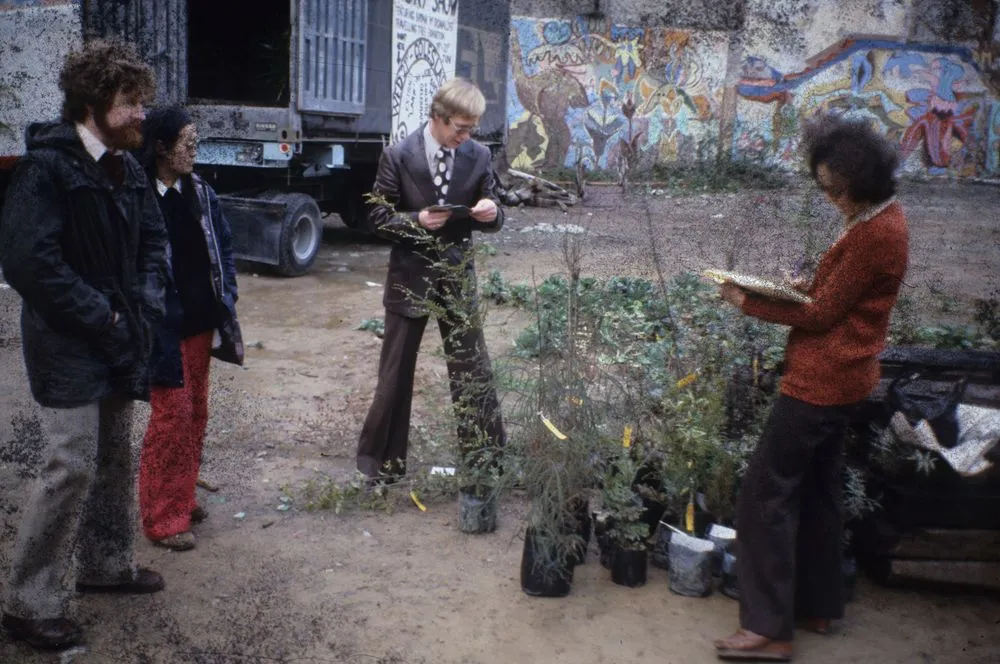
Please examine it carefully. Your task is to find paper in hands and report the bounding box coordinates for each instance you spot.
[703,268,813,304]
[425,204,471,220]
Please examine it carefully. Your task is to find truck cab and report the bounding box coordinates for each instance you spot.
[0,0,510,275]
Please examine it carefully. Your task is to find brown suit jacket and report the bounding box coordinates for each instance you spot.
[368,125,504,318]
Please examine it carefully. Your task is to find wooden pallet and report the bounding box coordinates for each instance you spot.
[871,346,1000,408]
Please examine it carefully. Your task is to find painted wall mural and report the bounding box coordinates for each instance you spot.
[507,16,728,172]
[734,38,999,177]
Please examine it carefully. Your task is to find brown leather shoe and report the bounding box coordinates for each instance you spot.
[152,531,196,551]
[715,629,793,661]
[190,506,208,524]
[76,567,165,594]
[2,613,83,650]
[797,617,831,635]
[196,477,220,492]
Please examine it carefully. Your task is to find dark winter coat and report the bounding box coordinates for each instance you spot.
[149,173,238,387]
[0,122,168,407]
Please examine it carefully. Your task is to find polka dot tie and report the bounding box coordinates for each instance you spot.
[433,148,453,205]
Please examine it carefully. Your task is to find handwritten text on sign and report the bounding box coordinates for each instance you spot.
[390,0,458,143]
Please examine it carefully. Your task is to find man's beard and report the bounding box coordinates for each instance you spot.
[95,111,143,151]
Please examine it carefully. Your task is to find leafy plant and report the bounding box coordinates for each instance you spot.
[356,317,385,338]
[291,472,394,514]
[601,448,650,550]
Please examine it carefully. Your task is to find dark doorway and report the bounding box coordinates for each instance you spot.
[187,0,292,106]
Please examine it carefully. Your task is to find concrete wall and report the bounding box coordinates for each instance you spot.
[0,1,81,157]
[506,0,1000,178]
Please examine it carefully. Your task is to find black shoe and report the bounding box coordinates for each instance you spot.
[76,567,165,594]
[190,505,208,524]
[1,613,83,651]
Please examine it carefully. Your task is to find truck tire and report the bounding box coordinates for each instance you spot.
[275,193,322,276]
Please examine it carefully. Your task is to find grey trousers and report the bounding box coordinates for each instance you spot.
[4,392,138,619]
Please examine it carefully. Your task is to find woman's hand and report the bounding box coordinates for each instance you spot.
[720,282,747,308]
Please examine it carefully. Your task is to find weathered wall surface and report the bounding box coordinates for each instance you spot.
[737,0,1000,177]
[506,0,1000,178]
[0,1,81,157]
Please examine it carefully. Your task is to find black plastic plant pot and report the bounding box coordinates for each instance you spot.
[611,546,648,588]
[567,498,592,566]
[721,551,739,600]
[651,520,672,570]
[457,486,498,534]
[593,511,615,569]
[520,527,573,597]
[640,495,668,533]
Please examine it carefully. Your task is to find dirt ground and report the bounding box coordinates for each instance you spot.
[1,181,999,663]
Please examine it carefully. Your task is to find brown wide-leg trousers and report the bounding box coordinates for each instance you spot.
[736,394,859,641]
[356,309,505,477]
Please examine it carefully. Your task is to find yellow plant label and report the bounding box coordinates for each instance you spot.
[685,500,695,533]
[676,372,698,389]
[540,413,568,440]
[409,491,427,512]
[623,425,633,448]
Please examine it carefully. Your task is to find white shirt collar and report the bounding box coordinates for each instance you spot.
[848,196,897,227]
[423,122,443,171]
[75,123,116,162]
[155,178,183,197]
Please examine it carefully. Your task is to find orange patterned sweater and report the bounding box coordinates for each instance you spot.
[741,202,909,406]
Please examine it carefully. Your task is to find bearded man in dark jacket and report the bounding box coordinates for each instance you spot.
[0,39,168,651]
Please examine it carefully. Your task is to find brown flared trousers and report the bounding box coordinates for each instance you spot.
[356,309,505,478]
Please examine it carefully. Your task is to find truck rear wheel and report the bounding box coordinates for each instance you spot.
[275,193,322,276]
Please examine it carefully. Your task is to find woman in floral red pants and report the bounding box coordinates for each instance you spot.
[137,107,239,551]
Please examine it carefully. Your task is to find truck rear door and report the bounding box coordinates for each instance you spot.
[297,0,368,116]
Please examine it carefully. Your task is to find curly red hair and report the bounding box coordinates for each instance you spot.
[60,39,155,123]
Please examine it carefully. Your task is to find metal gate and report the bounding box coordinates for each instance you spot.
[297,0,367,115]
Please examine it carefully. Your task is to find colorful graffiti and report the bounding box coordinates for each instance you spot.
[734,38,998,177]
[507,16,727,171]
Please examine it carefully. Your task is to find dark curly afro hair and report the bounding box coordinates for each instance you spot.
[802,113,900,205]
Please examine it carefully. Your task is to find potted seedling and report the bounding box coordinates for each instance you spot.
[457,444,503,534]
[515,410,600,596]
[602,450,651,587]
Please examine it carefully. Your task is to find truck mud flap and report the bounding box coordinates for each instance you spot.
[218,195,286,266]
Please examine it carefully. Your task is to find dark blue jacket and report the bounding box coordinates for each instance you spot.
[0,122,168,406]
[150,173,238,387]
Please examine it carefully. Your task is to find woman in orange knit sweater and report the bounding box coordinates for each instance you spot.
[714,116,909,662]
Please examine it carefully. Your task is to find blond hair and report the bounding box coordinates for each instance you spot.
[429,77,486,120]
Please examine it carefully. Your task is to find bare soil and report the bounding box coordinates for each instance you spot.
[1,181,998,663]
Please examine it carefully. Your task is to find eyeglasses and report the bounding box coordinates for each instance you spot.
[446,118,478,136]
[177,138,198,154]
